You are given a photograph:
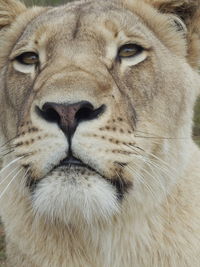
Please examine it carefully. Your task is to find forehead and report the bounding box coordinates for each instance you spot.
[13,1,151,52]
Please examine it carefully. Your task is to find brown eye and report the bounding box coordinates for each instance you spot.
[118,44,143,58]
[15,52,39,65]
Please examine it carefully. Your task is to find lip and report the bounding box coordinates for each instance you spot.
[28,156,101,192]
[28,156,131,200]
[57,156,99,174]
[59,156,87,168]
[50,156,132,199]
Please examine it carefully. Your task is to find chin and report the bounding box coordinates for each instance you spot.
[31,165,120,226]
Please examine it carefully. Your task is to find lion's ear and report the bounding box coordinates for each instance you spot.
[168,14,187,34]
[0,0,26,30]
[145,0,200,69]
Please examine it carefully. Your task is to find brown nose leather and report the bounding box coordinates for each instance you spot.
[36,101,105,140]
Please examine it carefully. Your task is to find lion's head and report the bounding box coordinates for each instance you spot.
[0,0,200,227]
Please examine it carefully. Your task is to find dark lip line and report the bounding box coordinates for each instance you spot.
[52,156,103,175]
[28,157,132,200]
[28,156,106,191]
[54,158,132,199]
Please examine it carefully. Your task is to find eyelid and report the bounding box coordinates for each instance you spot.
[9,48,38,61]
[119,41,152,51]
[15,52,39,65]
[116,41,152,61]
[117,35,152,50]
[118,43,144,58]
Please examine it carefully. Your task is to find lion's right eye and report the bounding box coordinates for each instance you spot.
[118,44,143,59]
[15,52,39,65]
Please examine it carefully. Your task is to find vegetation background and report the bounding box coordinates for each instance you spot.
[24,0,71,5]
[0,0,200,265]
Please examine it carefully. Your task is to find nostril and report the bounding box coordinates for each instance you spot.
[35,105,61,124]
[75,104,106,123]
[75,104,94,122]
[44,107,61,123]
[35,101,106,135]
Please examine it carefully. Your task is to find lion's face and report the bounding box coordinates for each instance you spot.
[0,0,199,225]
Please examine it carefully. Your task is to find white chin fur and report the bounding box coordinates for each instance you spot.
[32,169,120,226]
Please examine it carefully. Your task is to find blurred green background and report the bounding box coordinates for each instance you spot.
[24,0,71,5]
[194,98,200,145]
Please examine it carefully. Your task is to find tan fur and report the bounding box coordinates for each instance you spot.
[144,0,200,68]
[0,0,200,266]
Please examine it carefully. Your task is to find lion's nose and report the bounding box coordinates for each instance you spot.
[36,101,105,139]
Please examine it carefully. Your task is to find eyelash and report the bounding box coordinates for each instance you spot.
[15,52,39,65]
[117,43,144,59]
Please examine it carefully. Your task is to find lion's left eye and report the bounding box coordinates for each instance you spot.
[118,44,143,58]
[15,52,39,65]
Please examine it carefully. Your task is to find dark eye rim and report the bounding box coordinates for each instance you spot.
[14,52,39,66]
[117,43,144,59]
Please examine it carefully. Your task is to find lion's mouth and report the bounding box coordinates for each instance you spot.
[28,156,102,191]
[28,156,131,199]
[55,156,103,176]
[58,156,92,169]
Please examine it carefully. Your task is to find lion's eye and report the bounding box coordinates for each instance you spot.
[118,44,143,58]
[15,52,39,65]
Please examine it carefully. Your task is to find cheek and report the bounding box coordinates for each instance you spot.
[6,66,33,110]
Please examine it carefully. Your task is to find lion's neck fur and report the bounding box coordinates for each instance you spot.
[3,142,200,267]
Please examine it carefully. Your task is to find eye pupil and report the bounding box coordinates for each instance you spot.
[16,52,39,65]
[118,44,143,58]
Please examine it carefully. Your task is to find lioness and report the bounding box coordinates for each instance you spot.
[0,0,200,266]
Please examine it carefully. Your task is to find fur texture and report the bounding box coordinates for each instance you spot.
[0,0,200,266]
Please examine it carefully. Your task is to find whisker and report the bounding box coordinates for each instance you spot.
[134,130,200,140]
[18,167,31,194]
[135,135,187,140]
[145,157,175,180]
[0,168,23,201]
[0,147,15,154]
[126,144,177,172]
[122,143,178,205]
[0,135,18,149]
[0,156,25,176]
[15,152,33,158]
[143,159,172,222]
[0,165,20,186]
[120,141,176,191]
[114,170,128,192]
[125,164,157,201]
[132,145,175,175]
[0,143,16,149]
[133,158,167,191]
[0,150,15,158]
